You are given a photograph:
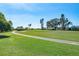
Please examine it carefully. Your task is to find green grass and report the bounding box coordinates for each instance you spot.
[18,30,79,42]
[0,32,79,55]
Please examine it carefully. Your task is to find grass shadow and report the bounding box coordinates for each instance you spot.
[0,35,10,39]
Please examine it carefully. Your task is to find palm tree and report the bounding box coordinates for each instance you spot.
[40,18,44,30]
[60,14,72,30]
[28,24,31,29]
[60,14,65,30]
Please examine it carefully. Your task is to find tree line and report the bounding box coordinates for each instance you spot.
[0,12,13,32]
[40,14,79,31]
[16,14,79,31]
[46,14,72,30]
[0,12,79,32]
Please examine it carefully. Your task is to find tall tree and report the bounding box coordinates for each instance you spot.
[16,26,24,31]
[8,20,13,30]
[9,20,13,26]
[40,18,44,30]
[47,18,59,30]
[60,14,72,30]
[47,21,51,29]
[0,12,13,32]
[60,14,65,30]
[0,12,6,32]
[28,24,32,29]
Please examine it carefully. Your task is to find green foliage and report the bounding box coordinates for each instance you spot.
[47,18,59,30]
[60,14,72,30]
[16,26,24,31]
[0,12,13,32]
[47,14,72,30]
[71,26,79,31]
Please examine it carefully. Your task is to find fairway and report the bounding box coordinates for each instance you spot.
[0,32,79,56]
[18,30,79,42]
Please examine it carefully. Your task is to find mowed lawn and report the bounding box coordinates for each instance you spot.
[0,32,79,55]
[18,30,79,42]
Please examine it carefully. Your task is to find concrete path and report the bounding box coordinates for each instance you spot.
[12,31,79,45]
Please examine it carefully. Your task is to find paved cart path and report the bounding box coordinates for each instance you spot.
[12,31,79,45]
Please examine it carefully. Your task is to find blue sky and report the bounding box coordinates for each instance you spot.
[0,3,79,28]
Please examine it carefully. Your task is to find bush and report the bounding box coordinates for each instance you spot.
[70,26,79,31]
[16,26,24,31]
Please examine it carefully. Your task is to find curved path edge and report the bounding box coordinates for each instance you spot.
[12,31,79,45]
